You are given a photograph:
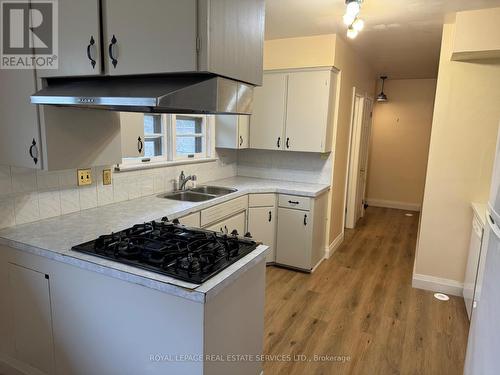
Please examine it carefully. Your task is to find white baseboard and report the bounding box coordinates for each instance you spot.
[366,199,421,212]
[325,232,344,259]
[412,273,463,297]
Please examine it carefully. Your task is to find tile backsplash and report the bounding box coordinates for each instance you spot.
[0,148,332,229]
[237,149,333,185]
[0,149,237,229]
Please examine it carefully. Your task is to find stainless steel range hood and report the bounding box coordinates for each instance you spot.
[30,74,253,114]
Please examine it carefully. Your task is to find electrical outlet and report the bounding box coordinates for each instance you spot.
[102,169,112,185]
[77,169,92,186]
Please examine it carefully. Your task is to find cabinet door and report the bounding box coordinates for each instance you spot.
[238,115,250,149]
[199,0,265,85]
[37,0,101,77]
[215,115,238,149]
[0,69,41,169]
[206,211,246,236]
[285,70,331,152]
[248,207,276,263]
[179,212,201,227]
[8,264,54,374]
[103,0,197,75]
[120,112,145,158]
[276,208,312,270]
[250,73,287,150]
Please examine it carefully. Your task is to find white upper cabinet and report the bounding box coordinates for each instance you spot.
[215,115,250,149]
[36,0,263,83]
[250,73,287,150]
[250,68,337,153]
[285,70,333,152]
[119,112,146,158]
[37,0,102,78]
[0,69,42,169]
[102,0,197,76]
[198,0,265,85]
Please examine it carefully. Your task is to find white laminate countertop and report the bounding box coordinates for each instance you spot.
[0,176,329,303]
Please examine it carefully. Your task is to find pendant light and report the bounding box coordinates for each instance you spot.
[377,76,388,102]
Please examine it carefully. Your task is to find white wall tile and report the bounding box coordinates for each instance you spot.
[11,167,37,193]
[0,197,15,228]
[38,190,62,219]
[79,185,97,210]
[59,169,77,188]
[97,185,114,207]
[37,171,60,190]
[60,188,80,215]
[113,175,129,203]
[0,166,12,197]
[140,174,154,197]
[14,192,40,224]
[153,173,165,194]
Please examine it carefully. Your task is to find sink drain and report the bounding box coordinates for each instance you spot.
[434,293,450,301]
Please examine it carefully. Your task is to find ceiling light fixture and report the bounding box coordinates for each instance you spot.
[344,0,364,39]
[377,76,388,102]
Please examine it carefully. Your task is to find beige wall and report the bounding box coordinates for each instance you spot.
[263,35,375,246]
[366,79,437,210]
[264,34,336,69]
[329,37,376,244]
[414,19,500,284]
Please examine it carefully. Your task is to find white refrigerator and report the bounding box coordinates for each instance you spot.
[464,126,500,374]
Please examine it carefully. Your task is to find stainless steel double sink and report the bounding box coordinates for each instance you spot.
[161,186,237,202]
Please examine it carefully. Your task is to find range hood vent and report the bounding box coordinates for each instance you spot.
[31,74,253,114]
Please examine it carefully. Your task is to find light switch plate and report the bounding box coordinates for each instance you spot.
[77,169,92,186]
[102,169,112,185]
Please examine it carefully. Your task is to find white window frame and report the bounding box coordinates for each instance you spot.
[169,114,209,161]
[119,114,213,169]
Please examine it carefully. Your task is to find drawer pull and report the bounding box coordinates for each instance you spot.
[288,200,299,205]
[304,214,307,226]
[268,211,272,222]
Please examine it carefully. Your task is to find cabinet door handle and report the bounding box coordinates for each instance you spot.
[286,137,290,149]
[268,211,272,222]
[288,200,299,205]
[239,136,243,146]
[86,36,96,69]
[108,34,118,68]
[29,139,38,165]
[137,137,143,153]
[304,214,307,226]
[277,137,281,148]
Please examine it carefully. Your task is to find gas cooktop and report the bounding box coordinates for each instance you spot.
[72,218,258,284]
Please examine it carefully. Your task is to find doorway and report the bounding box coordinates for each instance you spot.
[345,89,373,229]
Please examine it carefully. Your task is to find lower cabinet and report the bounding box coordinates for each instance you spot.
[7,263,55,375]
[247,194,277,263]
[178,212,201,227]
[275,193,328,271]
[276,208,312,269]
[205,211,246,236]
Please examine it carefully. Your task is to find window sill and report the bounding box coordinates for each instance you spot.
[115,158,218,173]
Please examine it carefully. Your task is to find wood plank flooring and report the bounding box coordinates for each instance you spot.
[263,207,469,375]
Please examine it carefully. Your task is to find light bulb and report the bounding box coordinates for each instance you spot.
[343,13,355,26]
[352,18,364,32]
[347,27,358,39]
[346,1,360,17]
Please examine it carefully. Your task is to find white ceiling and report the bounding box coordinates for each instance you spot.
[265,0,500,79]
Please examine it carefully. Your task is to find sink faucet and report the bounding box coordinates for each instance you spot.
[178,171,197,191]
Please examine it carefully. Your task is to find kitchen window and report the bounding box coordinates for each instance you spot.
[120,114,212,169]
[170,115,208,160]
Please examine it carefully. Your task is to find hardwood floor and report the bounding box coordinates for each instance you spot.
[263,207,469,375]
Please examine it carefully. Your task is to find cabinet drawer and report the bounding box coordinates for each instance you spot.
[249,193,275,207]
[178,212,200,227]
[201,196,248,226]
[278,194,310,211]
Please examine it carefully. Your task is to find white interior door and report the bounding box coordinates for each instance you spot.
[345,90,366,229]
[357,98,373,219]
